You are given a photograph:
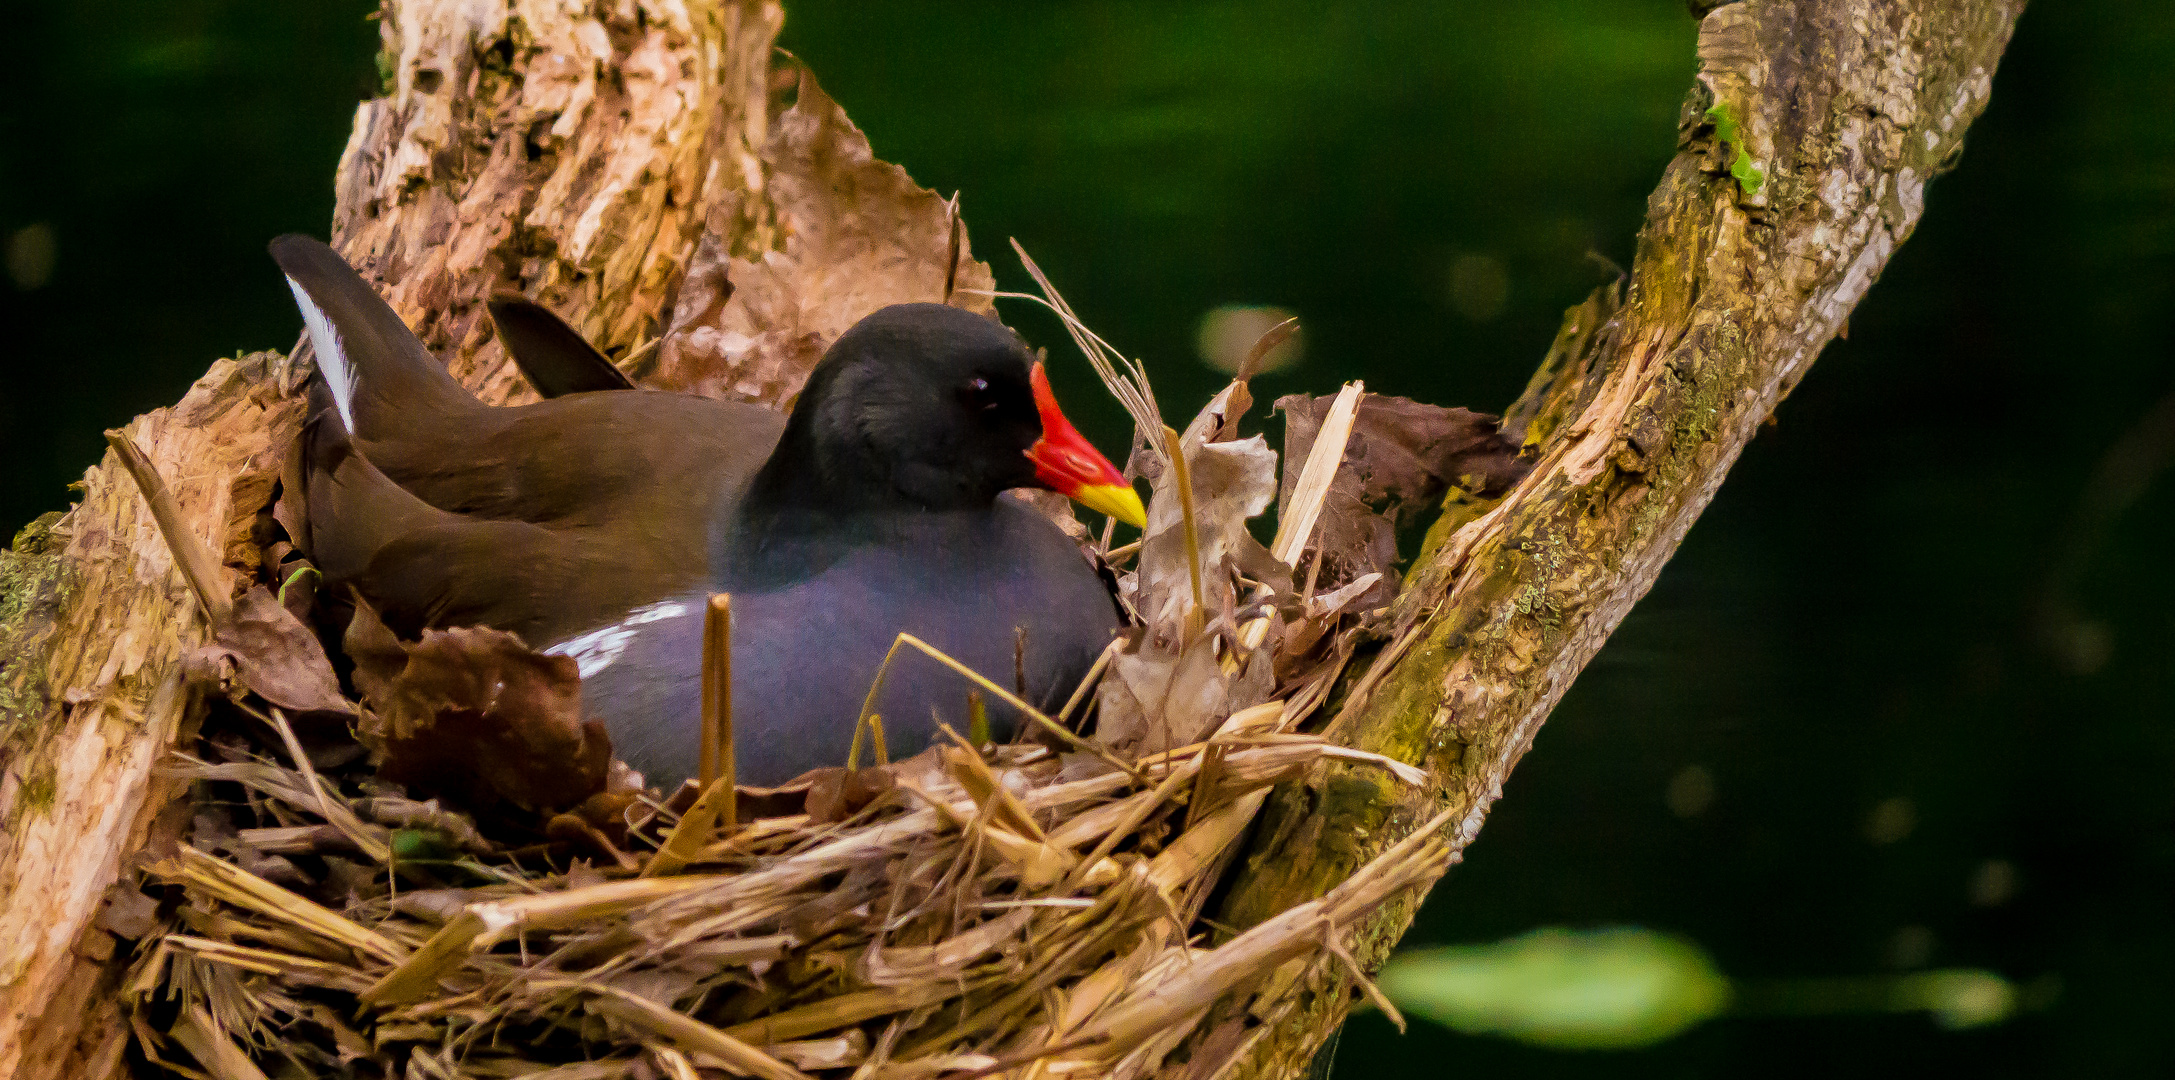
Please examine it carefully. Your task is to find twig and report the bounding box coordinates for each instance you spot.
[652,1046,701,1080]
[700,593,735,806]
[644,776,738,878]
[1163,426,1207,633]
[1237,316,1301,385]
[263,705,392,864]
[942,193,963,305]
[588,988,812,1080]
[859,633,1143,783]
[615,333,664,372]
[104,430,231,625]
[170,1003,272,1080]
[966,691,992,747]
[163,845,407,966]
[944,1030,1112,1080]
[1320,924,1405,1034]
[996,240,1165,455]
[1055,637,1121,725]
[1063,764,1193,893]
[635,594,742,876]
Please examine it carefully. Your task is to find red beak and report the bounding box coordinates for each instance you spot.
[1024,362,1146,527]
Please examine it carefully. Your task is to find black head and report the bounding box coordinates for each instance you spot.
[760,303,1045,513]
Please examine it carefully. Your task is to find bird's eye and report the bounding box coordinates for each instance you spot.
[958,376,999,411]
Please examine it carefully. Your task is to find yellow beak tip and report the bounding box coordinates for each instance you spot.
[1072,483,1147,529]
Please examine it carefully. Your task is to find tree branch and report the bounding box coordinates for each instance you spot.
[1208,1,2025,1074]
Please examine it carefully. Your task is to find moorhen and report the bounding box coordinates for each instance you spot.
[272,236,1144,788]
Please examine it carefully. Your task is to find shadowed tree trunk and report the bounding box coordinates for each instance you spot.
[0,0,2021,1076]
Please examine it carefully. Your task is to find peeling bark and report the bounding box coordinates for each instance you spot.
[329,0,992,406]
[0,353,305,1079]
[1206,2,2024,1075]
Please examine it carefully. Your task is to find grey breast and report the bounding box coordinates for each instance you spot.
[557,500,1119,789]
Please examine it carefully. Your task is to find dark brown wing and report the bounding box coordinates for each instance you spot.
[291,386,709,646]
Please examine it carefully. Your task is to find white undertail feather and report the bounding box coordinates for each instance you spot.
[545,600,692,679]
[286,275,357,432]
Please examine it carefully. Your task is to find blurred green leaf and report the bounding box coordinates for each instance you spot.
[1378,926,1731,1049]
[1894,969,2018,1030]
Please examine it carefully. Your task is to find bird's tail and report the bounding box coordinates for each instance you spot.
[282,378,452,588]
[268,234,485,443]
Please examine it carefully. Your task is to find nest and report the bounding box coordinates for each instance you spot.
[113,266,1518,1079]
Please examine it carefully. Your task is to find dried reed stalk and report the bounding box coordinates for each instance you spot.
[701,592,735,793]
[1162,425,1209,630]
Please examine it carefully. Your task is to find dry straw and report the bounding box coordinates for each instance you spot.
[119,265,1444,1079]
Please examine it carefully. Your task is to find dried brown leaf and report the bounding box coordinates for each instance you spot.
[1179,380,1256,446]
[345,603,609,813]
[1131,435,1278,631]
[1276,392,1527,606]
[801,765,896,826]
[652,67,998,405]
[187,586,349,715]
[340,595,408,704]
[1279,393,1527,513]
[1004,488,1092,543]
[93,884,162,941]
[1095,635,1226,760]
[547,813,639,871]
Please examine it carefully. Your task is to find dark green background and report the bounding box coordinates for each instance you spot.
[5,2,2171,1075]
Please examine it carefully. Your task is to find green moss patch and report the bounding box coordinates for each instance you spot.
[1,511,72,751]
[1704,101,1766,196]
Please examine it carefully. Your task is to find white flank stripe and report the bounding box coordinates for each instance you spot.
[286,275,357,431]
[544,600,690,680]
